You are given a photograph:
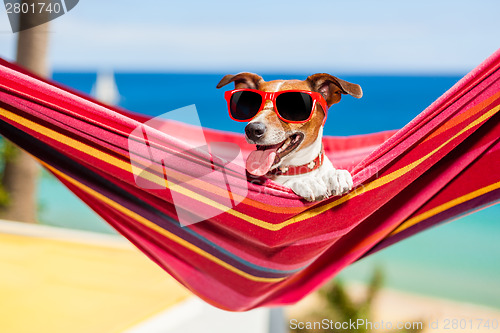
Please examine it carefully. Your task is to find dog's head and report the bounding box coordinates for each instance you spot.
[217,73,362,176]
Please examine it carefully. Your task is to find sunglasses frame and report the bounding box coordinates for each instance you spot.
[224,89,329,124]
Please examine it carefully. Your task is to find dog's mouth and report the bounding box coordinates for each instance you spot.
[246,133,304,176]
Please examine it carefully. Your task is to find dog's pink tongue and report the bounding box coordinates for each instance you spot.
[246,148,277,176]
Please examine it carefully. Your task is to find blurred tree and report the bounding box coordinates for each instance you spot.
[290,268,424,333]
[0,0,50,223]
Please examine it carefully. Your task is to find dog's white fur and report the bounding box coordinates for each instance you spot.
[251,123,353,202]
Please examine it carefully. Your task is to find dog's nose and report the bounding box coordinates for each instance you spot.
[245,122,266,142]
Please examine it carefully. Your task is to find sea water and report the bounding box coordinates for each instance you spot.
[38,72,499,308]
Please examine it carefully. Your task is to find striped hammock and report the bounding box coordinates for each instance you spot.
[0,49,499,311]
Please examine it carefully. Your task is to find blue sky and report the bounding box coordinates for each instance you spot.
[0,0,499,73]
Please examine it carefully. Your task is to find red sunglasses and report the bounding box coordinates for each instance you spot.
[224,89,329,124]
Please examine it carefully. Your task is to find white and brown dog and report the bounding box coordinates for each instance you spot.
[217,73,362,201]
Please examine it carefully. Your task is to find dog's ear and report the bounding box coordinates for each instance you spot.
[307,73,362,107]
[216,72,264,90]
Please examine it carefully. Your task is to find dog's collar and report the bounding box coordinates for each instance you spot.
[268,147,325,176]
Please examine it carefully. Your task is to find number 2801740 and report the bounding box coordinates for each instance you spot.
[5,2,62,14]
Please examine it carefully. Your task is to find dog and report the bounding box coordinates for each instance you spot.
[216,73,362,202]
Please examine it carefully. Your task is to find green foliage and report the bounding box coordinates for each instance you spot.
[0,140,19,162]
[0,139,22,207]
[0,138,15,207]
[0,185,9,207]
[290,267,424,333]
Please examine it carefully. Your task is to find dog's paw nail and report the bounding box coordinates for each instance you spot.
[334,169,353,195]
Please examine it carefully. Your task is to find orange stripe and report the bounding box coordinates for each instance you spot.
[347,180,500,256]
[422,91,500,144]
[390,180,500,236]
[281,104,500,227]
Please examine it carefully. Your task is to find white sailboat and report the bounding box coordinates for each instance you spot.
[91,70,120,105]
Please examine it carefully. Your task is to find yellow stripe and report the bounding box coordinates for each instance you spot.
[275,104,500,228]
[1,103,498,231]
[390,180,500,236]
[0,108,247,216]
[39,161,285,283]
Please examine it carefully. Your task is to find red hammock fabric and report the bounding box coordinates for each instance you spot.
[0,49,499,311]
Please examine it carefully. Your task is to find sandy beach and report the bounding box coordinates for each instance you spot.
[287,283,500,333]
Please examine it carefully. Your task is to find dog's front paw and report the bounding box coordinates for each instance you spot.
[322,168,353,196]
[284,178,329,202]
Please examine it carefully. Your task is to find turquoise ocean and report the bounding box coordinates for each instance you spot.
[37,72,500,308]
